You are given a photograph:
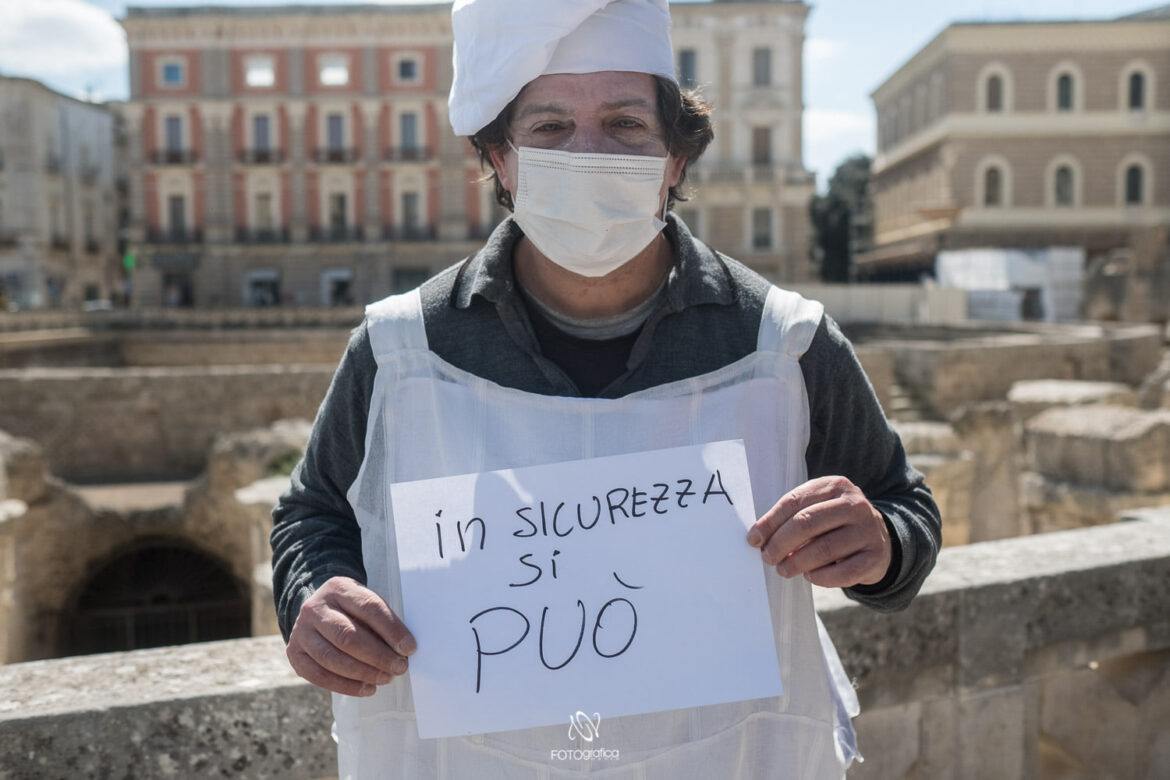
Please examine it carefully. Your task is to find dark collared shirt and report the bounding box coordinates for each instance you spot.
[271,216,942,640]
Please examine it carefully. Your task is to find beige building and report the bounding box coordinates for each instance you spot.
[0,76,119,309]
[858,6,1170,283]
[117,0,815,308]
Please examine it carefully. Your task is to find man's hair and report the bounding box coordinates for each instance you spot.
[468,75,714,212]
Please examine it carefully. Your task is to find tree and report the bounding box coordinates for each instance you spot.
[809,154,871,283]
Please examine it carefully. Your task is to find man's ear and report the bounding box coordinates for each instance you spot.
[487,144,516,198]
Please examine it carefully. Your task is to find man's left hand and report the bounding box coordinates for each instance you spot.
[746,476,892,589]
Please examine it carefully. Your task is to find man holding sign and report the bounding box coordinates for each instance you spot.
[271,1,940,777]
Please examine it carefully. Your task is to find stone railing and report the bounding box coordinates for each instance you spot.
[1,511,1167,779]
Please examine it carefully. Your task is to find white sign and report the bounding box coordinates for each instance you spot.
[389,439,782,739]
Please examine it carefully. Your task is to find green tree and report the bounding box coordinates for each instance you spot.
[809,154,871,283]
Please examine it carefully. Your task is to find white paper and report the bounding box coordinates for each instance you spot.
[389,439,782,739]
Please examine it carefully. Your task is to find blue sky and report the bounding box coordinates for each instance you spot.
[0,0,1155,190]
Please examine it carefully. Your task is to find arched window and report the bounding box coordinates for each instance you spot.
[1129,72,1145,110]
[1057,74,1074,111]
[1054,166,1074,206]
[986,75,1003,112]
[984,167,1002,206]
[1125,165,1143,205]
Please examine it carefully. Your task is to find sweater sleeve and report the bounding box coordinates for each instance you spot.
[799,314,942,612]
[269,321,378,641]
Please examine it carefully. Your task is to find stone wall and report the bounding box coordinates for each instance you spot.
[861,322,1161,419]
[0,366,333,481]
[1,511,1166,779]
[0,421,307,663]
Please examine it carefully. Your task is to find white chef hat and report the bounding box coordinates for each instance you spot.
[448,0,675,137]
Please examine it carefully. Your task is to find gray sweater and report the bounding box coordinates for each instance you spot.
[270,216,942,640]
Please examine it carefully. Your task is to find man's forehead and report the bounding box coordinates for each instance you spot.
[512,71,658,115]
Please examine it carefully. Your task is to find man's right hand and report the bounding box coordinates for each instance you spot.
[285,576,417,697]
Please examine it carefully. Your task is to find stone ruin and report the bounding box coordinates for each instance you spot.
[0,419,311,664]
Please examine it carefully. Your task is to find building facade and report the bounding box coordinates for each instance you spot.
[0,76,119,310]
[118,0,814,308]
[859,7,1170,284]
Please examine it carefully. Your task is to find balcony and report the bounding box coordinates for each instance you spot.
[312,147,360,165]
[382,225,437,241]
[49,233,70,251]
[309,225,363,243]
[235,227,290,244]
[80,165,101,186]
[0,231,18,247]
[237,149,285,165]
[150,149,199,166]
[45,154,62,175]
[147,228,203,244]
[384,146,433,163]
[84,237,101,254]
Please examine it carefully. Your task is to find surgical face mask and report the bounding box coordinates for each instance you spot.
[509,144,669,278]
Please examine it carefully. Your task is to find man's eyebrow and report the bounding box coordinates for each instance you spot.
[514,103,571,120]
[600,98,654,111]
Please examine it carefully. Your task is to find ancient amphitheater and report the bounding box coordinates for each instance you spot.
[0,302,1167,778]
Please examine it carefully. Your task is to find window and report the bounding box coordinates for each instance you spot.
[752,208,772,250]
[326,113,344,150]
[1057,74,1073,111]
[400,112,419,150]
[328,193,347,232]
[165,116,183,152]
[319,55,349,87]
[245,55,275,88]
[161,61,184,87]
[752,48,771,87]
[254,192,274,230]
[986,75,1002,112]
[751,127,771,165]
[1054,166,1074,206]
[678,49,697,88]
[1125,165,1143,205]
[402,192,420,230]
[1129,72,1145,110]
[253,115,271,151]
[398,58,418,82]
[168,194,186,232]
[983,167,1002,207]
[83,202,96,241]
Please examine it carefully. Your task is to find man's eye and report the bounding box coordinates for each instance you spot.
[533,122,564,133]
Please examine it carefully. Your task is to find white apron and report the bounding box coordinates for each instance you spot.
[334,286,860,779]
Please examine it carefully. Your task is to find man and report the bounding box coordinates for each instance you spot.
[271,1,940,776]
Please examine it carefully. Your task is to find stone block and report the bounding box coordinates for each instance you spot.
[958,688,1025,780]
[1007,380,1137,423]
[894,421,963,455]
[1019,473,1170,534]
[1025,406,1170,492]
[849,703,922,780]
[0,430,48,505]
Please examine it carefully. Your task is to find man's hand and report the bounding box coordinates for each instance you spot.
[286,576,417,697]
[746,476,892,589]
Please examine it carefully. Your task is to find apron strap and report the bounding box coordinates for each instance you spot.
[365,288,429,360]
[757,286,825,358]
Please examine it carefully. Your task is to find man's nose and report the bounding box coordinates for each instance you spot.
[560,123,611,154]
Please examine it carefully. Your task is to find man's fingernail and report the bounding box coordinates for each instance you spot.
[402,639,417,656]
[359,684,375,696]
[394,658,408,675]
[376,672,393,685]
[746,531,761,547]
[776,564,791,578]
